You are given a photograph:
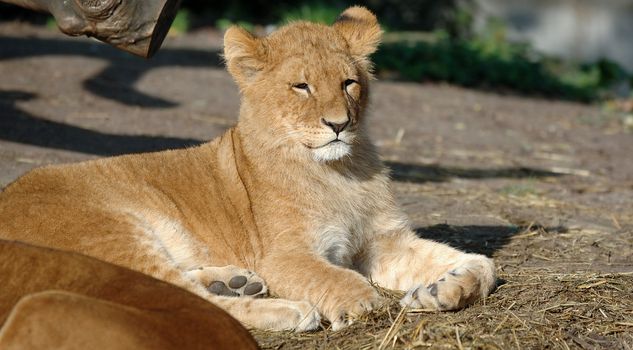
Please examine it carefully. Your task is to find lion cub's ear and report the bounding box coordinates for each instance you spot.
[333,6,382,60]
[223,26,266,87]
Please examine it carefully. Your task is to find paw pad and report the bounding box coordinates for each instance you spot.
[208,281,239,297]
[207,276,266,298]
[228,275,247,288]
[243,282,263,295]
[188,265,268,298]
[428,283,438,297]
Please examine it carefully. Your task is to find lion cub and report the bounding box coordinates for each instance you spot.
[0,7,495,331]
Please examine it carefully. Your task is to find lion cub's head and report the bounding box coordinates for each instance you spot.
[223,6,382,162]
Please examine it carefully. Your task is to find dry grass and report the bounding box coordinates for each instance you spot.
[252,271,633,349]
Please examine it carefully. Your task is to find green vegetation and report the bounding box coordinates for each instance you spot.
[373,28,628,102]
[169,9,191,35]
[45,16,57,30]
[499,182,537,197]
[215,19,254,32]
[279,2,341,25]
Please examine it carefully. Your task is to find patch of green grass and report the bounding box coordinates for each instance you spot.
[279,2,341,25]
[169,9,191,34]
[624,115,633,132]
[499,182,537,197]
[215,18,254,32]
[45,16,57,30]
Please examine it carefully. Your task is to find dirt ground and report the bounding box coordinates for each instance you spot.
[1,23,632,349]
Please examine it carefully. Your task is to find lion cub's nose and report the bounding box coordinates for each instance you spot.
[321,118,349,135]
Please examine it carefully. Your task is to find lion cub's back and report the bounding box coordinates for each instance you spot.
[0,149,188,249]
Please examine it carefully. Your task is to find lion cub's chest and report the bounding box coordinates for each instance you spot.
[308,180,379,268]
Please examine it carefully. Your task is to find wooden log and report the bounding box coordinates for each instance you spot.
[0,0,182,58]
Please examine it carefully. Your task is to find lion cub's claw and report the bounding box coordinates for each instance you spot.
[260,299,321,332]
[187,265,268,298]
[327,286,383,331]
[292,301,322,332]
[400,255,496,311]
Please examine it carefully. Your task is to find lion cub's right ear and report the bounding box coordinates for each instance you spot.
[333,6,382,64]
[223,26,266,87]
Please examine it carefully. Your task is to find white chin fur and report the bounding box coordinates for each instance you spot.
[311,142,351,162]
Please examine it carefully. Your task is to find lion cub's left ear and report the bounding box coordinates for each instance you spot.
[333,6,382,60]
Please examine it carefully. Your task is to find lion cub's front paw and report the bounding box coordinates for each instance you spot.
[286,300,322,332]
[187,265,267,298]
[321,282,383,331]
[400,254,496,310]
[260,299,321,332]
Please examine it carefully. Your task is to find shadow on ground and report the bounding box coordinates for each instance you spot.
[385,161,561,183]
[0,90,201,155]
[415,224,567,256]
[0,36,223,107]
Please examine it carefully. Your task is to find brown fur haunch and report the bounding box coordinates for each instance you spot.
[0,240,258,349]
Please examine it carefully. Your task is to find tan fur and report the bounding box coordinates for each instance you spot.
[0,6,496,331]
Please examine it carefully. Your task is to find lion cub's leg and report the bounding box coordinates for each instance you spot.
[140,262,319,331]
[363,231,496,311]
[186,265,267,298]
[259,251,383,331]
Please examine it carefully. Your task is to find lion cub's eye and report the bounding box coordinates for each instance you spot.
[343,79,357,89]
[343,79,360,99]
[291,83,311,96]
